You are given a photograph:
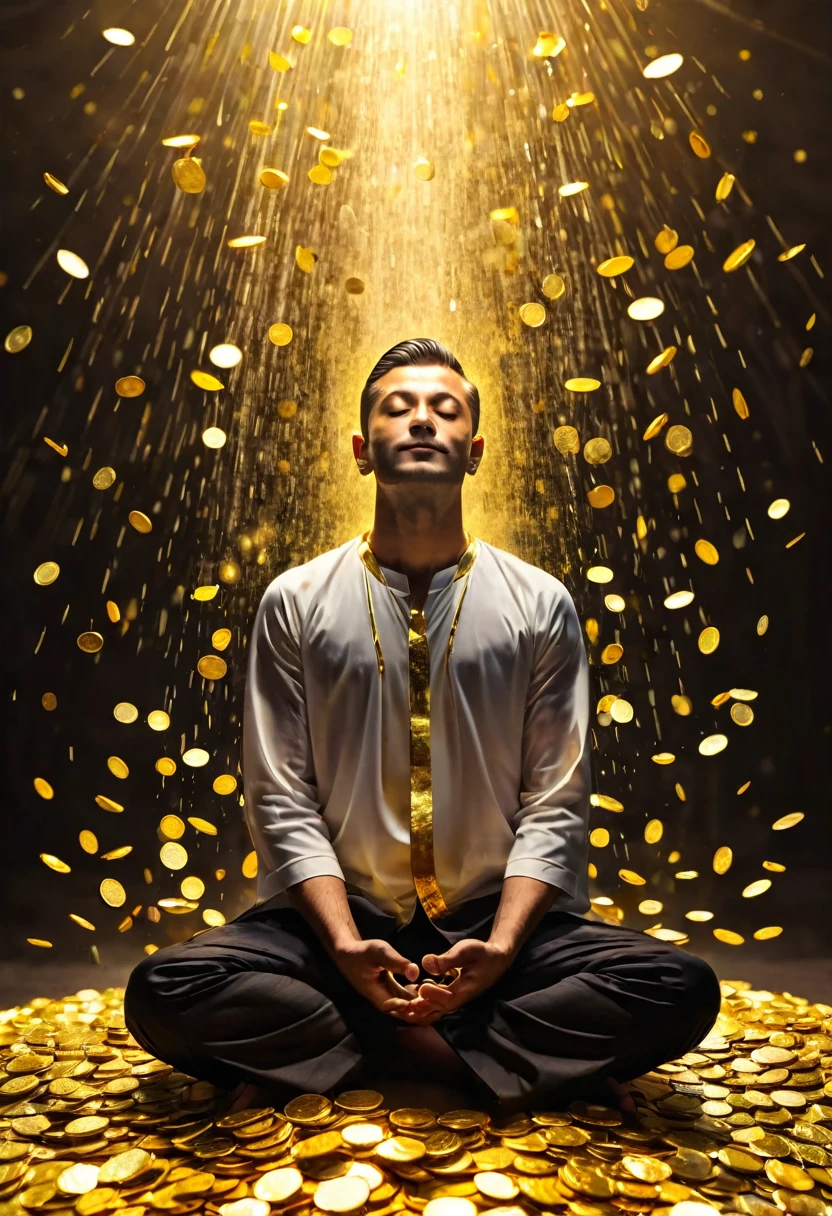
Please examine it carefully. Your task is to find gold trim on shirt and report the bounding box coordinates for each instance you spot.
[357,531,478,920]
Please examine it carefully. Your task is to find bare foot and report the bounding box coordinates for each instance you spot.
[392,1024,467,1081]
[606,1076,636,1114]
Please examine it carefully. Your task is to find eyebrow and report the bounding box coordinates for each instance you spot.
[379,389,463,409]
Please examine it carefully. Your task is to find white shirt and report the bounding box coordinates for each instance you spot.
[242,535,591,929]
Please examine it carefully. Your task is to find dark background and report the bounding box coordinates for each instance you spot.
[0,0,830,1002]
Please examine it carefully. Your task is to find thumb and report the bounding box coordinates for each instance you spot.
[369,941,419,980]
[423,940,481,973]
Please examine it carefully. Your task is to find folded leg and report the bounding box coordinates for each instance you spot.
[123,902,398,1102]
[433,911,722,1111]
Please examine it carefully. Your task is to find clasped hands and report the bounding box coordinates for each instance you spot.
[379,938,514,1025]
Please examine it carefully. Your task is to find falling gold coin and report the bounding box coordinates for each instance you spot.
[586,566,614,584]
[212,627,232,650]
[731,702,754,726]
[698,626,720,654]
[41,853,71,873]
[600,642,623,663]
[147,710,170,731]
[772,812,803,830]
[414,157,435,181]
[296,245,317,272]
[553,425,580,455]
[172,157,206,192]
[79,831,98,853]
[33,561,60,586]
[228,235,266,248]
[533,31,566,57]
[102,27,134,45]
[665,424,693,454]
[160,842,188,870]
[597,255,634,276]
[33,777,54,800]
[278,399,297,418]
[716,172,735,201]
[183,747,210,767]
[115,375,145,397]
[197,655,228,680]
[643,413,670,441]
[565,377,600,392]
[695,539,719,564]
[723,239,756,272]
[5,324,33,353]
[260,167,290,190]
[777,244,805,262]
[590,828,610,847]
[754,925,783,940]
[191,369,224,390]
[56,249,89,278]
[125,510,153,537]
[43,171,69,194]
[156,757,176,776]
[213,774,237,795]
[742,879,771,898]
[77,632,103,654]
[584,437,612,465]
[643,52,684,78]
[328,26,353,46]
[689,131,711,158]
[665,245,694,270]
[558,181,589,196]
[710,846,729,875]
[519,302,546,327]
[162,133,200,148]
[713,928,744,946]
[107,756,129,779]
[93,466,116,489]
[699,733,728,756]
[587,485,615,508]
[100,879,126,907]
[542,274,566,299]
[610,698,634,723]
[202,426,226,449]
[42,691,57,711]
[655,225,678,254]
[190,817,218,835]
[628,297,665,321]
[268,323,293,347]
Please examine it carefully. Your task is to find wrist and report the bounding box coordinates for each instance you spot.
[486,936,518,961]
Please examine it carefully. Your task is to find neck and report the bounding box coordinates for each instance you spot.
[366,488,469,578]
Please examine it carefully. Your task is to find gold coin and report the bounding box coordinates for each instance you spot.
[115,375,145,397]
[665,424,693,453]
[268,322,293,345]
[422,1200,477,1216]
[56,249,89,278]
[5,324,33,353]
[583,437,612,465]
[565,377,600,392]
[765,1161,813,1191]
[344,276,364,293]
[65,1116,109,1137]
[542,274,566,299]
[172,157,206,192]
[219,1202,270,1216]
[375,1135,426,1162]
[100,879,126,907]
[229,235,267,248]
[732,703,755,726]
[113,701,138,722]
[647,346,677,374]
[600,643,623,664]
[57,1164,100,1195]
[189,816,217,834]
[689,131,711,158]
[414,157,435,181]
[597,255,634,277]
[295,245,317,272]
[77,631,104,653]
[643,412,670,440]
[553,425,580,455]
[33,777,54,800]
[716,172,736,201]
[718,1147,764,1173]
[212,627,232,650]
[160,842,188,870]
[772,812,804,830]
[293,1131,345,1160]
[107,756,129,779]
[180,877,205,900]
[148,709,170,730]
[699,626,720,654]
[519,302,546,327]
[93,466,116,489]
[474,1173,519,1200]
[197,655,228,680]
[162,133,200,148]
[33,561,60,586]
[754,926,783,940]
[242,850,258,878]
[713,928,745,945]
[191,369,225,391]
[543,1125,591,1147]
[278,398,297,418]
[695,539,719,564]
[253,1169,303,1202]
[518,1176,565,1206]
[128,510,152,533]
[587,485,614,508]
[183,747,210,766]
[655,225,678,254]
[261,168,290,189]
[95,794,123,813]
[665,245,695,270]
[106,600,120,622]
[79,830,98,853]
[743,878,771,898]
[644,819,663,844]
[156,756,176,776]
[285,1093,332,1122]
[724,239,756,272]
[41,691,57,710]
[622,1157,672,1183]
[713,846,733,873]
[213,774,237,795]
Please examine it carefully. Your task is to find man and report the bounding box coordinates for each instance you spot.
[124,338,721,1116]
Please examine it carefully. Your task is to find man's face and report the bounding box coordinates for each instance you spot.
[358,364,478,487]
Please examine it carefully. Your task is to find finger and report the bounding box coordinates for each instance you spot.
[417,981,456,1004]
[371,944,420,980]
[382,971,414,1000]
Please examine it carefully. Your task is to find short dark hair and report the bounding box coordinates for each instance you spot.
[359,338,480,439]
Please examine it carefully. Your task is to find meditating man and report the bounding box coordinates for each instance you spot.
[124,338,722,1115]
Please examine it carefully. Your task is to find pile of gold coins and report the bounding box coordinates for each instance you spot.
[2,980,831,1216]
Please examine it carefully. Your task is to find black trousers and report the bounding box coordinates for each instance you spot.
[123,889,721,1113]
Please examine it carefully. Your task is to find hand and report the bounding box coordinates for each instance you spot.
[380,939,515,1025]
[331,939,420,1014]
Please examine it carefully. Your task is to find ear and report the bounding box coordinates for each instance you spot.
[352,431,373,474]
[467,433,485,475]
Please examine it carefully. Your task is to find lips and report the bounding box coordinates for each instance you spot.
[400,444,442,452]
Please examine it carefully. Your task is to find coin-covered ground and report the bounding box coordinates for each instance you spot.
[1,979,831,1216]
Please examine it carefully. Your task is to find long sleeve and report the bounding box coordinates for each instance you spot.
[503,583,591,898]
[242,579,346,895]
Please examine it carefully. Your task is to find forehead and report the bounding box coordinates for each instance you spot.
[373,363,468,402]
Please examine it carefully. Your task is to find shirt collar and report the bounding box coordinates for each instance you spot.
[377,562,458,596]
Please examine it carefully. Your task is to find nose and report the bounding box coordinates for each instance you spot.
[410,400,435,433]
